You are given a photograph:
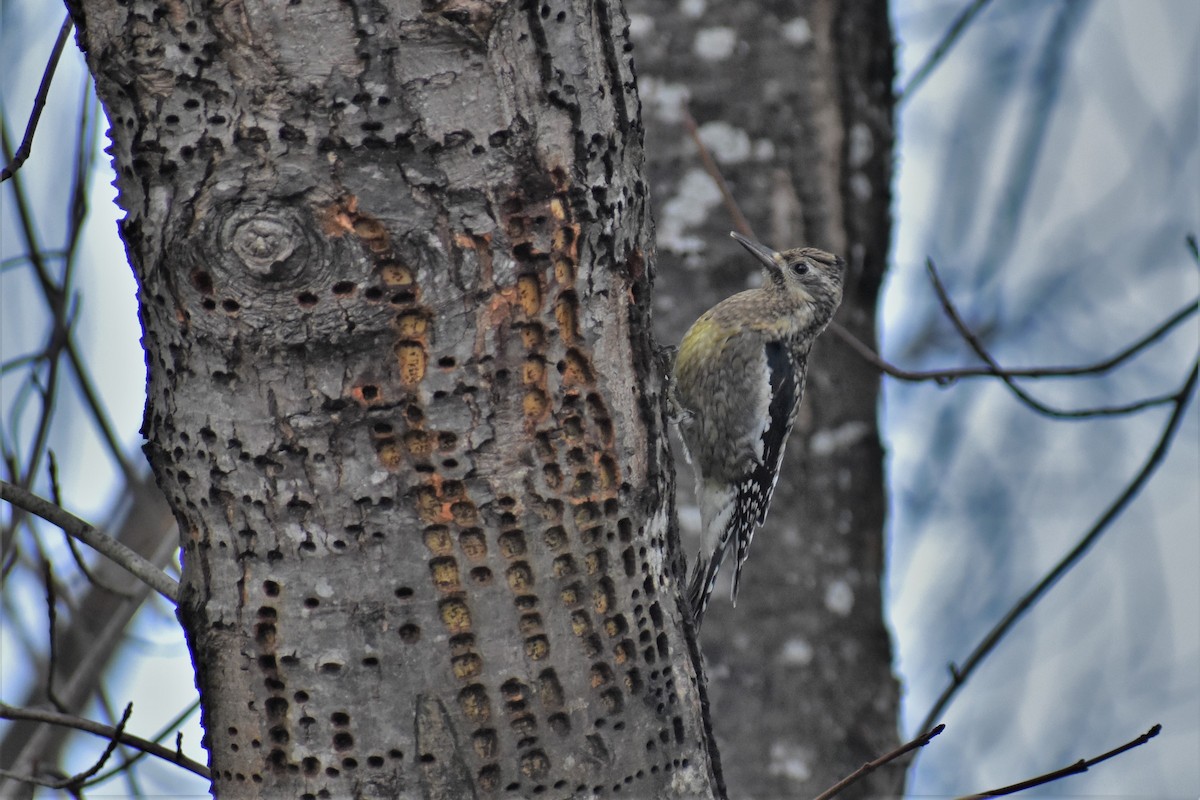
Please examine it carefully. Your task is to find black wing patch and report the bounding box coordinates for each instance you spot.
[729,341,804,602]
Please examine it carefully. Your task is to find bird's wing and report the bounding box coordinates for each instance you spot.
[730,341,804,602]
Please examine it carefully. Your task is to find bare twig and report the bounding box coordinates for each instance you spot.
[41,558,68,712]
[955,724,1161,799]
[898,0,995,105]
[925,258,1184,417]
[53,704,134,791]
[49,452,139,597]
[812,724,945,800]
[84,698,202,788]
[916,359,1199,735]
[1,127,141,490]
[0,702,209,780]
[0,481,179,604]
[680,103,755,241]
[830,298,1197,383]
[0,16,73,182]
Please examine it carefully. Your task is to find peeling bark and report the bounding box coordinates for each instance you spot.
[67,0,719,796]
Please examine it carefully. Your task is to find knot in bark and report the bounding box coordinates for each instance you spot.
[229,215,297,277]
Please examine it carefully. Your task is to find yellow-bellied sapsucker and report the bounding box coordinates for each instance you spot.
[674,232,845,627]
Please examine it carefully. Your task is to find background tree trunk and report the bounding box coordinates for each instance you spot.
[67,0,720,796]
[629,1,901,795]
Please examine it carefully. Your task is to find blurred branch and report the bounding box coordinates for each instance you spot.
[49,451,138,597]
[0,702,210,781]
[830,298,1197,383]
[812,724,945,800]
[0,470,177,788]
[925,258,1186,418]
[0,16,73,183]
[0,481,179,604]
[41,558,68,713]
[681,103,754,240]
[1,125,140,491]
[916,359,1199,736]
[955,724,1161,799]
[897,0,994,106]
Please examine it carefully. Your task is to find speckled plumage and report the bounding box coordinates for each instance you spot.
[674,233,844,627]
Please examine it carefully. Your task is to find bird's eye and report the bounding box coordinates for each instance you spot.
[791,261,809,275]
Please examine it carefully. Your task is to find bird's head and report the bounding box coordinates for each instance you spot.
[731,231,844,321]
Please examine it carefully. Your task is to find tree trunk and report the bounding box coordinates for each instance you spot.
[629,1,901,795]
[67,1,720,797]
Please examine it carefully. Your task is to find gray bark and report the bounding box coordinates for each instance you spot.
[66,0,719,797]
[630,1,902,795]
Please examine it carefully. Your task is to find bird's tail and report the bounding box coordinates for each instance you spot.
[687,480,737,628]
[686,551,720,629]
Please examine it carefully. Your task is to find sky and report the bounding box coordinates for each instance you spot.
[887,1,1199,796]
[2,1,1198,797]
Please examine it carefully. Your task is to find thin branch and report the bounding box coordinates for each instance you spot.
[0,16,73,182]
[898,0,995,105]
[925,258,1183,418]
[916,359,1199,735]
[41,558,68,713]
[1,126,141,489]
[0,481,179,604]
[95,690,146,797]
[680,102,755,241]
[0,702,209,780]
[84,698,202,788]
[955,724,1161,799]
[58,704,133,791]
[830,298,1197,383]
[812,724,945,800]
[49,452,139,597]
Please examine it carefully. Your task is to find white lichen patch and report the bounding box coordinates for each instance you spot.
[809,420,870,456]
[849,121,874,167]
[753,138,776,161]
[693,26,737,61]
[824,578,854,616]
[638,76,691,124]
[768,741,813,783]
[697,120,752,164]
[778,637,814,666]
[782,17,813,46]
[627,13,654,40]
[659,168,722,254]
[851,172,873,201]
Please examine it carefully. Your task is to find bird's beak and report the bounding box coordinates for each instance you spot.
[730,232,783,270]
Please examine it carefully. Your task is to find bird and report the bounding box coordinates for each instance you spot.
[673,231,845,627]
